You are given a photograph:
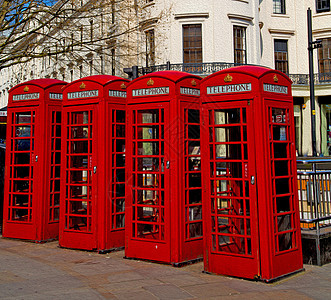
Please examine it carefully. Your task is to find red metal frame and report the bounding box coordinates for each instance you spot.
[3,79,67,242]
[59,75,129,251]
[125,71,203,265]
[201,66,303,281]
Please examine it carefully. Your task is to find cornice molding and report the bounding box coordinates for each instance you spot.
[227,13,254,22]
[139,17,159,30]
[268,28,295,35]
[174,13,209,20]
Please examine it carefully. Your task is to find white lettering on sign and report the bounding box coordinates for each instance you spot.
[49,93,63,100]
[132,86,170,97]
[263,84,288,94]
[67,90,99,99]
[13,93,40,101]
[180,87,200,96]
[109,90,127,98]
[207,83,252,95]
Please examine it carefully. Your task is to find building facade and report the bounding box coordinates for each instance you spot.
[1,0,330,156]
[137,0,331,156]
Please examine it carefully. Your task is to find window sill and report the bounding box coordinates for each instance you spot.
[313,11,331,17]
[271,13,290,18]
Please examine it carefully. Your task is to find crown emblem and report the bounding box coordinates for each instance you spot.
[147,78,154,86]
[23,86,29,92]
[120,83,126,89]
[80,82,86,89]
[191,79,197,86]
[224,74,233,83]
[273,75,279,82]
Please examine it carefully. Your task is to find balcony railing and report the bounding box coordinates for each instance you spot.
[139,62,331,85]
[297,158,331,228]
[297,158,331,265]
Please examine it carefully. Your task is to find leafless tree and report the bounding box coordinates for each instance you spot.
[0,0,164,74]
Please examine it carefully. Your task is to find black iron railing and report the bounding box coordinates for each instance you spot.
[139,62,331,85]
[297,158,331,266]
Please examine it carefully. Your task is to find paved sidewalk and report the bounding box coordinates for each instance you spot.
[0,238,330,299]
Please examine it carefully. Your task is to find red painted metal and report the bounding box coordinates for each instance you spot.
[59,75,129,251]
[201,66,303,281]
[3,78,67,242]
[125,71,203,265]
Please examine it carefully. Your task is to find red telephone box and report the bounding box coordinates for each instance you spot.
[125,71,203,265]
[201,66,303,281]
[3,79,67,242]
[59,75,129,252]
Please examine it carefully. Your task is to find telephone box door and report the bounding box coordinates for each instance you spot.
[5,108,38,237]
[203,100,261,278]
[61,105,97,249]
[126,104,171,262]
[262,100,302,278]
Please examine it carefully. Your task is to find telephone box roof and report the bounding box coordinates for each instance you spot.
[202,65,291,82]
[64,75,128,90]
[9,78,67,92]
[127,70,201,87]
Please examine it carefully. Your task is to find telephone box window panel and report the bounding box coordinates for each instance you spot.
[125,71,203,265]
[201,66,303,282]
[3,79,67,242]
[60,75,129,252]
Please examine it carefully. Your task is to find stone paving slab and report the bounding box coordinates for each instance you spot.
[0,238,330,299]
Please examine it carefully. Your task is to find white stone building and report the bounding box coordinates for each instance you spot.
[1,0,330,156]
[137,0,331,157]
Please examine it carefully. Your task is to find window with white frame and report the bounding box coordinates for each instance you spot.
[183,24,202,64]
[318,38,331,76]
[273,0,286,14]
[233,26,246,65]
[274,39,288,74]
[316,0,330,13]
[145,29,155,67]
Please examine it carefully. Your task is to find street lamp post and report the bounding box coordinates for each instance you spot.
[307,8,322,157]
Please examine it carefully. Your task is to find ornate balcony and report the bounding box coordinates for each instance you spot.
[139,62,331,86]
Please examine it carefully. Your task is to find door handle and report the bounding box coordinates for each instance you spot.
[93,166,97,174]
[251,176,255,185]
[166,161,170,169]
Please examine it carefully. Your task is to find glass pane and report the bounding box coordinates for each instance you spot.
[189,206,202,221]
[275,178,289,194]
[276,196,291,212]
[189,223,203,238]
[278,232,292,251]
[72,111,89,124]
[188,109,200,123]
[71,141,88,153]
[189,189,201,204]
[70,156,88,168]
[138,142,159,155]
[137,126,159,139]
[274,160,289,176]
[215,109,241,125]
[278,214,292,232]
[274,143,287,158]
[71,126,89,139]
[138,110,159,124]
[116,110,125,123]
[16,113,31,124]
[15,126,31,137]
